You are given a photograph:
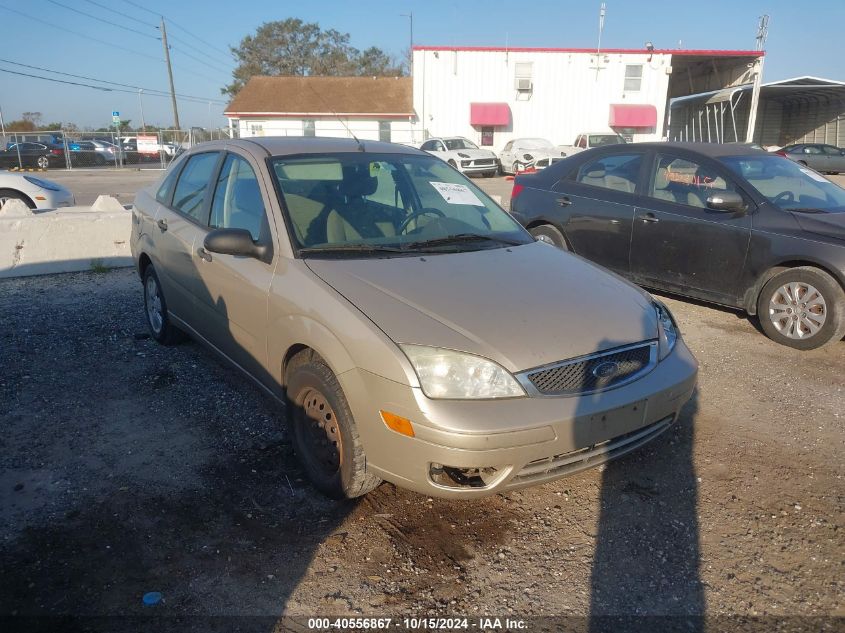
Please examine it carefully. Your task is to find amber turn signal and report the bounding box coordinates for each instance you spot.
[380,410,415,437]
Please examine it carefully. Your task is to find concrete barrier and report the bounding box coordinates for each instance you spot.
[0,197,133,278]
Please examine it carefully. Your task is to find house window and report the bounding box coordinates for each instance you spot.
[480,127,494,146]
[303,120,316,137]
[624,65,643,92]
[379,121,391,142]
[515,61,533,92]
[249,123,264,136]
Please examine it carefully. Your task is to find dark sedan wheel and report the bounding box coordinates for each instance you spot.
[757,267,845,350]
[287,350,380,499]
[143,266,184,345]
[36,155,49,169]
[529,224,568,250]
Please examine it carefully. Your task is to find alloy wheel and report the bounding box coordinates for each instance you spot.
[768,282,826,339]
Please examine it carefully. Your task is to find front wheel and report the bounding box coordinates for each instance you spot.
[757,267,845,350]
[511,161,521,175]
[287,350,381,499]
[36,155,49,169]
[529,224,568,250]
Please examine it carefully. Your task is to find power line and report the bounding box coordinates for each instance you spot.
[0,4,161,61]
[119,0,160,17]
[46,0,160,40]
[80,0,158,28]
[0,58,227,104]
[167,33,233,68]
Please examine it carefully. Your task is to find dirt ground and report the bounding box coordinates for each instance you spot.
[1,264,842,632]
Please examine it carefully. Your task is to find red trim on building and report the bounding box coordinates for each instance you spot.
[224,113,414,119]
[609,104,658,128]
[470,103,511,126]
[412,45,763,57]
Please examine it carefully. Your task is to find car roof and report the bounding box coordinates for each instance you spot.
[231,136,428,157]
[602,142,769,157]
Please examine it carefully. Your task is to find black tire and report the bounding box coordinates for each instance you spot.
[0,188,35,209]
[529,224,569,250]
[756,267,845,350]
[36,155,49,169]
[142,265,184,345]
[286,350,380,499]
[512,161,521,175]
[482,171,495,178]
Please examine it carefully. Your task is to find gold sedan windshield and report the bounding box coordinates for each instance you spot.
[272,153,531,255]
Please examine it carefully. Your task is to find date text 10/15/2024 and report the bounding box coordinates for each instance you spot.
[306,617,528,630]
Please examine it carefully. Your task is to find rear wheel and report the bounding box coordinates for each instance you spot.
[143,265,185,345]
[287,350,380,499]
[529,224,568,250]
[36,155,49,169]
[757,267,845,350]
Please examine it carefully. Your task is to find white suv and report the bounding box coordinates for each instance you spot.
[420,137,498,177]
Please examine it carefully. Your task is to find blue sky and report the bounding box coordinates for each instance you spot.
[0,0,842,130]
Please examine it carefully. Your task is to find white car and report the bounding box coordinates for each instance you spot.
[0,172,75,210]
[419,137,498,177]
[499,138,568,174]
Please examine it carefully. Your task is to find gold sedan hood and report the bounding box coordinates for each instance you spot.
[305,242,658,372]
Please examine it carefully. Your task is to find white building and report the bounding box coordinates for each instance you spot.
[413,45,762,152]
[224,76,417,144]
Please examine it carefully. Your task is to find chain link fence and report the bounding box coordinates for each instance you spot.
[0,127,237,171]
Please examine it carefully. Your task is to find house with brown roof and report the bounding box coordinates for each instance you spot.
[224,75,417,144]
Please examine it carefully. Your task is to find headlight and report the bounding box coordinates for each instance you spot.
[654,302,678,360]
[23,176,62,191]
[522,153,534,160]
[399,344,525,399]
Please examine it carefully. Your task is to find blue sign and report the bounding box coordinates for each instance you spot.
[112,111,119,117]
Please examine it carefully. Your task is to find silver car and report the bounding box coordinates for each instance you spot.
[131,137,697,499]
[778,143,845,174]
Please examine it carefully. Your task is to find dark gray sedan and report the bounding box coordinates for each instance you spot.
[510,142,845,350]
[777,143,845,174]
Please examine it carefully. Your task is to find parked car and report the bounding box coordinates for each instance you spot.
[0,142,65,169]
[776,143,845,174]
[4,133,64,149]
[131,137,697,500]
[499,138,568,174]
[510,142,845,350]
[0,171,74,209]
[560,132,627,155]
[68,140,119,166]
[419,137,498,177]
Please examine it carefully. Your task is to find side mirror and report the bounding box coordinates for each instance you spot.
[706,191,746,213]
[204,228,270,262]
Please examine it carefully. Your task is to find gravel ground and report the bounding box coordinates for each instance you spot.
[1,267,842,632]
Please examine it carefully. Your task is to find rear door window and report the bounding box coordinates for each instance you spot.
[170,152,220,222]
[209,154,267,241]
[575,153,642,194]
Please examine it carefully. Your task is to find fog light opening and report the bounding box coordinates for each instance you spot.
[429,463,502,489]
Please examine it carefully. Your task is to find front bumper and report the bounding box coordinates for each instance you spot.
[32,188,75,209]
[458,160,498,174]
[340,339,698,499]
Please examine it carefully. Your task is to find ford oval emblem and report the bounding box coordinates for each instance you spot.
[592,361,621,379]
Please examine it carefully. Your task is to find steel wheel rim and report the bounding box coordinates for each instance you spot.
[145,275,163,334]
[768,282,826,339]
[299,388,343,477]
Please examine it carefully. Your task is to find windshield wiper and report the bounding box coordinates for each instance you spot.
[299,244,407,256]
[405,233,524,250]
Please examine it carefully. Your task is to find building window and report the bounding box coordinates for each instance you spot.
[379,121,391,142]
[303,120,316,137]
[624,65,643,92]
[480,127,494,146]
[515,61,533,92]
[249,123,264,136]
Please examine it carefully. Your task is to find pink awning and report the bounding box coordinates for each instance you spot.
[470,102,511,126]
[609,104,657,128]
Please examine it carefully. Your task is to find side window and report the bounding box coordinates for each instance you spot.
[420,140,434,151]
[822,145,841,155]
[649,154,735,209]
[379,121,391,142]
[436,142,446,152]
[577,136,587,148]
[624,65,643,92]
[303,120,316,137]
[576,153,642,194]
[171,152,220,221]
[209,154,266,241]
[156,161,183,204]
[503,141,513,152]
[480,126,494,146]
[804,146,823,154]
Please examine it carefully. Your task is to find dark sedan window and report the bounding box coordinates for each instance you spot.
[576,154,641,194]
[649,155,736,209]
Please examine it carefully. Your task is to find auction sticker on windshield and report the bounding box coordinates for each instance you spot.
[430,181,483,206]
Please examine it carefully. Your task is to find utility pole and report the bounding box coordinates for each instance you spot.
[138,89,146,132]
[160,17,181,130]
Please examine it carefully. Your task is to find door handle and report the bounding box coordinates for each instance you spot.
[156,218,168,231]
[197,247,212,262]
[638,213,659,223]
[556,197,572,207]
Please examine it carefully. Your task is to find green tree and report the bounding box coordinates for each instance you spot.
[223,18,404,96]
